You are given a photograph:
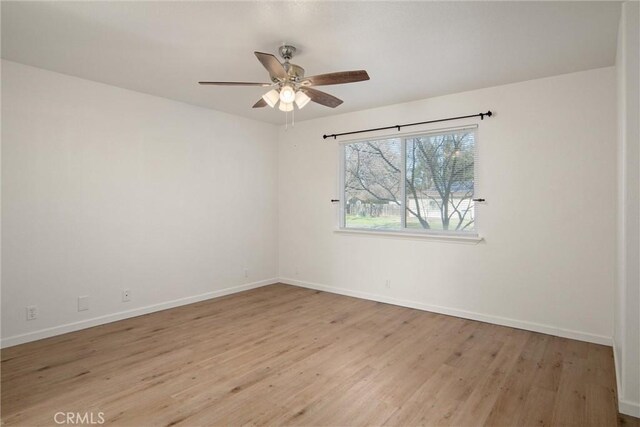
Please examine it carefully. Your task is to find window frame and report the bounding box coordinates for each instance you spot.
[337,124,480,239]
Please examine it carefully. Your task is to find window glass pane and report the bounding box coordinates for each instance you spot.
[344,139,402,229]
[405,131,475,232]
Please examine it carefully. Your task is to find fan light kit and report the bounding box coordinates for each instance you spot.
[262,89,279,108]
[199,45,370,117]
[279,85,296,104]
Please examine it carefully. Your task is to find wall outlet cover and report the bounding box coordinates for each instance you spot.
[78,296,89,312]
[26,305,38,321]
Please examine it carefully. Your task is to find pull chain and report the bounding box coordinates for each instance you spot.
[284,105,296,130]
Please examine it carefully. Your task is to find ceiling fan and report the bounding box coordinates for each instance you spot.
[199,45,370,112]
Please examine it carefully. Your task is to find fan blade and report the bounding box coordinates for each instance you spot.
[252,98,268,108]
[301,87,343,108]
[301,70,369,86]
[199,81,272,86]
[254,52,287,80]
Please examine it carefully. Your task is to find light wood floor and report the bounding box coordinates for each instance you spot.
[1,284,636,426]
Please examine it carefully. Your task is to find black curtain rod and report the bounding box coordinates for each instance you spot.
[322,110,493,140]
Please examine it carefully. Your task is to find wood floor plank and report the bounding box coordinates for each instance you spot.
[517,386,558,427]
[550,340,593,427]
[0,283,629,427]
[483,333,549,426]
[448,328,530,426]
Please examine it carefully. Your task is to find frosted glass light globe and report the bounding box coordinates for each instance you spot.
[279,85,296,104]
[261,89,279,108]
[278,101,294,112]
[295,91,311,109]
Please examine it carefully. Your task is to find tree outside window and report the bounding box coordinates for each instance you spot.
[343,129,476,234]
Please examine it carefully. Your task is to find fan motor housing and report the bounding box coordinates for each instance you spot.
[285,63,305,81]
[275,45,305,82]
[270,63,304,83]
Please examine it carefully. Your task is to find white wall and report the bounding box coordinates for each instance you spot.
[615,1,640,417]
[1,60,279,346]
[1,57,623,372]
[278,67,617,345]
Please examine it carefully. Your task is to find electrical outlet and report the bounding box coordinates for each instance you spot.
[78,296,89,312]
[122,289,131,302]
[26,305,38,321]
[244,268,249,278]
[385,280,391,289]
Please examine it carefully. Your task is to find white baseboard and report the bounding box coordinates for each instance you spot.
[1,276,614,354]
[613,339,640,417]
[619,399,640,418]
[613,341,624,399]
[0,278,277,348]
[279,277,613,347]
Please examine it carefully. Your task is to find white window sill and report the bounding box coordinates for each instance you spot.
[334,228,484,244]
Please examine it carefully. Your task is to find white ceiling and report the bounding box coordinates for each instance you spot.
[2,1,621,125]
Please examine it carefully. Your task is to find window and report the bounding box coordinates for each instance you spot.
[341,127,477,235]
